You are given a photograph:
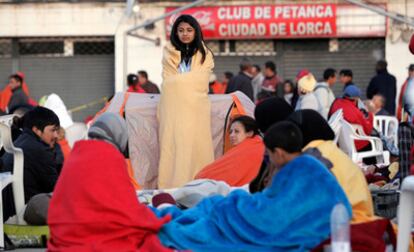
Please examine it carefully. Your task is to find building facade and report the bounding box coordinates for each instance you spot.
[0,0,413,120]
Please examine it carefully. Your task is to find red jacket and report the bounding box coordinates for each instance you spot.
[397,78,410,122]
[48,140,171,252]
[329,98,374,150]
[127,85,146,93]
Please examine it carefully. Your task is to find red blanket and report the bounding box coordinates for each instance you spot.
[195,136,264,186]
[48,140,171,251]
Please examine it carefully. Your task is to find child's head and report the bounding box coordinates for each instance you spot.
[264,121,303,168]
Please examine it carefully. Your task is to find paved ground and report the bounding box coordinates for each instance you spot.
[15,249,45,251]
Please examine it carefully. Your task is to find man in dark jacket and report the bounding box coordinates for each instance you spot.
[261,61,283,98]
[2,106,61,220]
[339,69,355,90]
[7,74,29,112]
[225,58,254,101]
[366,60,397,115]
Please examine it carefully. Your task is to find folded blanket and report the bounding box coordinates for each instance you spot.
[156,155,351,252]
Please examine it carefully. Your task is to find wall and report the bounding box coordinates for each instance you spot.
[0,2,167,93]
[118,6,166,91]
[3,0,411,97]
[386,0,414,102]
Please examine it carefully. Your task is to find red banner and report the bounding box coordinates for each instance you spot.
[166,4,337,40]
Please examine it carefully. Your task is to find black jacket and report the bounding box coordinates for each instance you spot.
[8,87,29,112]
[1,128,61,220]
[366,70,397,115]
[225,72,254,101]
[141,81,160,94]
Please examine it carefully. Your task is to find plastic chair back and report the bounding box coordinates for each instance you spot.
[374,115,399,145]
[396,176,414,252]
[328,109,343,144]
[0,115,25,224]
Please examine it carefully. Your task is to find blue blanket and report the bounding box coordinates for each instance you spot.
[156,154,351,252]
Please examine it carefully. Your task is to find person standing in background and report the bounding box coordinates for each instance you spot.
[220,71,233,93]
[366,60,397,115]
[7,74,29,112]
[137,70,160,94]
[225,58,254,101]
[208,73,226,94]
[261,61,283,98]
[314,68,336,119]
[339,69,355,90]
[251,64,264,101]
[126,74,145,93]
[283,80,295,106]
[397,64,414,122]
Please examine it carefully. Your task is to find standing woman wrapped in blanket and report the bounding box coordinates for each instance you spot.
[158,15,215,188]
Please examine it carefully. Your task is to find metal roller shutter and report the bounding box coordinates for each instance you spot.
[0,59,13,86]
[0,37,117,121]
[279,38,385,99]
[20,55,114,121]
[0,39,13,87]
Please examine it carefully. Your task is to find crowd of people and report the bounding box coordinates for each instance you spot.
[0,13,413,251]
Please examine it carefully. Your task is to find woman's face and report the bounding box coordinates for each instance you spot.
[177,22,195,44]
[229,121,253,146]
[284,83,293,94]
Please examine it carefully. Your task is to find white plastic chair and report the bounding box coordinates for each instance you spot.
[65,122,87,148]
[396,176,414,252]
[374,115,399,146]
[328,109,343,144]
[0,115,25,223]
[338,120,389,166]
[0,115,24,248]
[0,172,13,248]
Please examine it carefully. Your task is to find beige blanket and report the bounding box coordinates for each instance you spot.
[157,42,215,188]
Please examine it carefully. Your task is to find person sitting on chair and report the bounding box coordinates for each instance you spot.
[329,85,374,152]
[2,107,61,221]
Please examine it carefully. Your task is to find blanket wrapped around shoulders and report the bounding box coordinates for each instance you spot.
[158,42,215,189]
[156,154,352,252]
[195,135,264,186]
[48,140,171,251]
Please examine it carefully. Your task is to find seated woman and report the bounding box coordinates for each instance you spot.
[195,115,264,186]
[48,112,171,251]
[155,122,351,251]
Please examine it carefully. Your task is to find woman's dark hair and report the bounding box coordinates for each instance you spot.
[288,109,335,147]
[170,14,208,65]
[283,79,295,94]
[231,115,260,136]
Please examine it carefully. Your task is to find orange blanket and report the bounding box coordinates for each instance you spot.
[195,135,264,186]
